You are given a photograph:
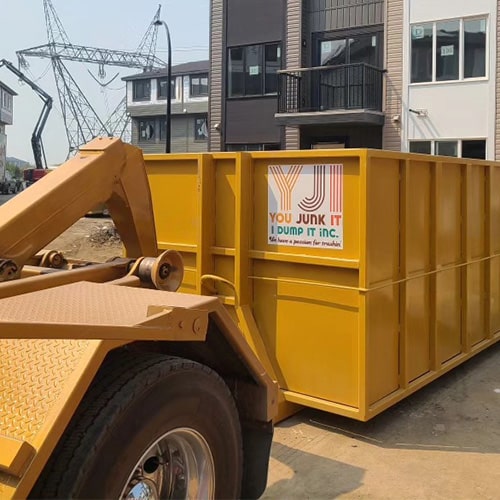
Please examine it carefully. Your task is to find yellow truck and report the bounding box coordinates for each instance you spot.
[1,138,499,499]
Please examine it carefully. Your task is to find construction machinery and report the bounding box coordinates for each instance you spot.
[0,59,53,188]
[1,139,500,498]
[0,138,275,499]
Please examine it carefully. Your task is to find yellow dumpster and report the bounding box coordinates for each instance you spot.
[146,149,500,421]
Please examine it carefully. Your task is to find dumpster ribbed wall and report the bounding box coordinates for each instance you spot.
[145,149,500,421]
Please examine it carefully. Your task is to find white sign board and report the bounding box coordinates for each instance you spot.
[441,45,454,57]
[268,164,344,249]
[412,26,425,39]
[248,65,260,76]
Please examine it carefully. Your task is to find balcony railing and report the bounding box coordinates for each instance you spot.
[278,63,385,114]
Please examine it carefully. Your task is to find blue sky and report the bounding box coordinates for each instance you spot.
[1,1,209,165]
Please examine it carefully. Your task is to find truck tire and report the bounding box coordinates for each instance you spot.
[30,351,243,499]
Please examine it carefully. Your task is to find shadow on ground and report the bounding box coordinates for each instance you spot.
[294,342,500,454]
[263,442,365,499]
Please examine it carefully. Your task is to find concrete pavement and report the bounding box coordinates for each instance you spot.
[264,342,500,499]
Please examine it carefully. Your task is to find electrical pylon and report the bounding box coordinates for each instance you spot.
[17,1,165,156]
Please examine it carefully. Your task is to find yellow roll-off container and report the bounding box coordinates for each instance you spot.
[145,149,500,421]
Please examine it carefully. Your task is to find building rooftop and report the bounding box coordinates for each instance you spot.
[0,81,18,96]
[123,60,209,81]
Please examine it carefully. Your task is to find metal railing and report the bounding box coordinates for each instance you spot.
[278,63,384,114]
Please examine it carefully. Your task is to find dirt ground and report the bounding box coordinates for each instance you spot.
[46,216,122,262]
[47,217,500,499]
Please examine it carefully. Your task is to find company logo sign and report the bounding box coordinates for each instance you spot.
[268,163,344,249]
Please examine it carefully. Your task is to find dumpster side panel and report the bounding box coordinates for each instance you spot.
[146,155,201,294]
[365,157,400,405]
[252,261,361,407]
[435,163,463,363]
[465,165,488,348]
[403,160,432,383]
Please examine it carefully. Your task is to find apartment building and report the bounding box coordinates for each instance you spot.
[210,0,499,159]
[395,0,497,160]
[210,0,385,151]
[124,60,209,154]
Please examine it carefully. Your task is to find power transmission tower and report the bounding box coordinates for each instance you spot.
[17,1,165,157]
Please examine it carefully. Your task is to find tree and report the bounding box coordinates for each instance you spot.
[6,163,22,180]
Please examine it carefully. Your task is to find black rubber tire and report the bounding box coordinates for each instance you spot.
[30,350,243,499]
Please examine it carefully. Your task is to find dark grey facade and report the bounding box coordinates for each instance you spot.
[124,61,209,154]
[210,0,387,151]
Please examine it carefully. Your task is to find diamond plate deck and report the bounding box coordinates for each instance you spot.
[0,281,216,326]
[0,339,93,443]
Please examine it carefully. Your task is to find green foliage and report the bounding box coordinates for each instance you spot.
[6,163,22,180]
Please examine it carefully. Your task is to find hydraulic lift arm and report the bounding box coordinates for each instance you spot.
[0,59,52,170]
[0,137,158,280]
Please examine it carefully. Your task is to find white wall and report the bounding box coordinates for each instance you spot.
[407,81,490,139]
[410,0,494,24]
[402,0,497,158]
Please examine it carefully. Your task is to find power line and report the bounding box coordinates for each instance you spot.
[16,1,164,156]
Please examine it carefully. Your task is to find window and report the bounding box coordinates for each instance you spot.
[228,43,281,97]
[411,17,487,83]
[158,77,176,100]
[138,119,156,141]
[190,74,209,97]
[409,139,486,159]
[436,21,459,81]
[464,19,487,78]
[194,116,209,141]
[409,141,431,154]
[320,32,382,67]
[265,45,281,94]
[1,91,11,111]
[0,90,13,111]
[462,140,486,159]
[411,24,433,83]
[133,80,151,101]
[435,140,458,157]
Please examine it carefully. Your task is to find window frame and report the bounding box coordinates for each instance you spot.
[132,80,151,102]
[410,15,488,84]
[138,118,156,142]
[227,42,282,98]
[190,73,209,98]
[157,77,176,100]
[318,30,384,68]
[408,138,486,159]
[194,115,209,141]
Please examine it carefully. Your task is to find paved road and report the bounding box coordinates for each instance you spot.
[265,342,500,499]
[0,193,15,206]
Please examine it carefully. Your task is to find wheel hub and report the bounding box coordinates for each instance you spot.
[121,428,215,500]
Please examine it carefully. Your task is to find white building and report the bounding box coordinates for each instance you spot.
[398,0,496,159]
[123,60,209,154]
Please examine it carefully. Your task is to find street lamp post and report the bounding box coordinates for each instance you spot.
[154,19,172,153]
